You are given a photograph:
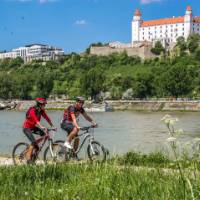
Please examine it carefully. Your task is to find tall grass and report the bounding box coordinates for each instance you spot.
[0,159,200,200]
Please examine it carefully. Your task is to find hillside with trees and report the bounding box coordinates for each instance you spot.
[0,33,200,101]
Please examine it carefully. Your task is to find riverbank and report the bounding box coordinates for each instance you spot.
[2,100,200,112]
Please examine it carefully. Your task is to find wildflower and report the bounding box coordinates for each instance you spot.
[192,138,200,143]
[174,129,183,136]
[58,189,63,193]
[166,137,177,142]
[169,118,179,125]
[161,114,171,121]
[24,192,29,196]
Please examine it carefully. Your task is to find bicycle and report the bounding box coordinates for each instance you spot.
[56,125,108,163]
[12,128,65,165]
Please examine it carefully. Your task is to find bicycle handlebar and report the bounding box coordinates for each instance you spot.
[80,125,97,131]
[47,128,57,132]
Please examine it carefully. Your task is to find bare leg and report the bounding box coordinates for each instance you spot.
[25,145,34,160]
[68,127,78,143]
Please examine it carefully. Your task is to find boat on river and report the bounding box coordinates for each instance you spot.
[84,102,113,112]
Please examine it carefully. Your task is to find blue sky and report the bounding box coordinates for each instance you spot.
[0,0,199,53]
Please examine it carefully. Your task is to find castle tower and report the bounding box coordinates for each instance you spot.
[184,5,193,39]
[132,9,142,44]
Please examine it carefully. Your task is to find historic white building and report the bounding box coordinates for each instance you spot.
[132,6,200,46]
[0,44,64,62]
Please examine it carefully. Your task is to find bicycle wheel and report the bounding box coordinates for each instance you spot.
[12,142,29,165]
[54,140,79,161]
[43,142,66,164]
[87,141,106,162]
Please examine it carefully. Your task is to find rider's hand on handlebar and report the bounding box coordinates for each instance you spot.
[41,126,48,133]
[92,122,98,128]
[76,126,82,130]
[51,126,57,131]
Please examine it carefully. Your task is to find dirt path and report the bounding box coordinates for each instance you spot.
[0,156,13,166]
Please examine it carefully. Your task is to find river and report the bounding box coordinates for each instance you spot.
[0,111,200,157]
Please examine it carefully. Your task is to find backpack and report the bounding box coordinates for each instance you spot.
[26,106,41,119]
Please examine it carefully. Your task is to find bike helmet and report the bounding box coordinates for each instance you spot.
[76,96,85,103]
[35,97,47,105]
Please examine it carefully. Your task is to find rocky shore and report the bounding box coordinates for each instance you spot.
[1,100,200,112]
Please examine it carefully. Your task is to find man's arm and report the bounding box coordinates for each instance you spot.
[82,112,97,126]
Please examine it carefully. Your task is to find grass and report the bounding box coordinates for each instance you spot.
[0,151,200,200]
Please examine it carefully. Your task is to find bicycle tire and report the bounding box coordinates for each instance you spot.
[87,141,106,162]
[43,142,66,164]
[12,142,29,165]
[54,140,73,161]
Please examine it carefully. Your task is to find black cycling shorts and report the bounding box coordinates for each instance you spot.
[23,127,45,146]
[60,121,75,135]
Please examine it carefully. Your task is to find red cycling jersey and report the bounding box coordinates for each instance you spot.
[23,107,52,129]
[62,105,85,123]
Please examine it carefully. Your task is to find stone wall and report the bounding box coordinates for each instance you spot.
[90,45,156,59]
[11,100,200,112]
[107,100,200,111]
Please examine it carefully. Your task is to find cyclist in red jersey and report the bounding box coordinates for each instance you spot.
[61,97,97,152]
[23,98,56,161]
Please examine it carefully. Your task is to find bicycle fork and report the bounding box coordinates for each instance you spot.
[49,139,56,158]
[89,137,97,155]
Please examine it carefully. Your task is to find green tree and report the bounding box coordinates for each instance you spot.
[187,33,200,53]
[81,67,106,100]
[133,72,154,99]
[176,36,187,55]
[151,41,165,55]
[34,72,54,98]
[158,65,194,97]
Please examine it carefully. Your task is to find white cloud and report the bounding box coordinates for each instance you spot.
[141,0,162,4]
[75,20,87,26]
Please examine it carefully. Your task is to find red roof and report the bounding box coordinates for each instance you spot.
[134,9,141,17]
[141,16,184,27]
[193,17,200,23]
[186,5,192,11]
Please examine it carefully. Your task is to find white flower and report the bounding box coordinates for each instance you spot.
[58,189,63,193]
[161,114,171,121]
[192,138,200,143]
[169,118,179,125]
[174,129,183,136]
[166,137,177,142]
[24,192,29,196]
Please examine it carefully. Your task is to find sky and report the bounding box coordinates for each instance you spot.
[0,0,199,53]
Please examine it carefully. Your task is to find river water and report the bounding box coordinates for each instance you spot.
[0,111,200,157]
